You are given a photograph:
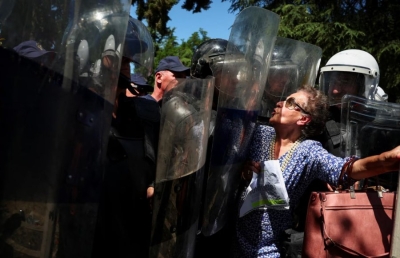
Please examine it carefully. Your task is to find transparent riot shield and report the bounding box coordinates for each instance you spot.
[149,77,214,258]
[125,17,154,77]
[341,95,400,190]
[340,95,400,255]
[0,1,131,257]
[259,37,322,118]
[201,6,280,236]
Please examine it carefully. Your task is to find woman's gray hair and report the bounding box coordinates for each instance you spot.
[299,84,329,137]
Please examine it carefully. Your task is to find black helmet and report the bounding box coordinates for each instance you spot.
[191,38,228,78]
[123,17,150,60]
[122,16,154,77]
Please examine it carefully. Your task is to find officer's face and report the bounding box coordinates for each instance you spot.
[266,76,290,96]
[264,69,293,108]
[120,57,131,78]
[156,70,185,92]
[214,68,239,91]
[328,72,359,103]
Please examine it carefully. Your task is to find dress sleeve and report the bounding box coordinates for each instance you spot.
[303,140,356,188]
[247,125,275,162]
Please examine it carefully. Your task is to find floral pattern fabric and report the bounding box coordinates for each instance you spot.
[232,125,352,257]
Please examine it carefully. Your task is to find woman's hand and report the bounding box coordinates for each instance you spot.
[351,145,400,180]
[380,145,400,172]
[241,160,261,181]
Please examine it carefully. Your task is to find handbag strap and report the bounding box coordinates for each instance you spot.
[319,193,389,258]
[324,238,389,258]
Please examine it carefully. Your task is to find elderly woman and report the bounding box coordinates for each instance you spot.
[231,85,400,257]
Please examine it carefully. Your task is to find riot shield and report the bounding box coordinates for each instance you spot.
[259,37,322,118]
[150,77,214,258]
[340,95,400,255]
[0,1,131,257]
[341,95,400,190]
[124,17,154,77]
[201,6,280,236]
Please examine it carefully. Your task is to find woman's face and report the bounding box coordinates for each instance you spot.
[269,90,310,126]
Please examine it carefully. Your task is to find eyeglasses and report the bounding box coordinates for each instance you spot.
[284,97,310,115]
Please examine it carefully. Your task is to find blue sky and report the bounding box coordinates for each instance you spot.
[130,1,238,41]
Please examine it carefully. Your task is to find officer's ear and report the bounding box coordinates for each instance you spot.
[155,71,163,88]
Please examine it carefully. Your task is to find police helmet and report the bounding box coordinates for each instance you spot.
[191,38,228,79]
[319,49,380,106]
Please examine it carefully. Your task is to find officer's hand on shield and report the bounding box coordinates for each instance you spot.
[147,186,154,199]
[147,186,154,212]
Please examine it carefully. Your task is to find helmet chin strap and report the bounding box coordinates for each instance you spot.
[369,85,388,101]
[127,83,146,96]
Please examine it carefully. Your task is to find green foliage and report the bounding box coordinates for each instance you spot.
[134,0,400,101]
[2,0,67,48]
[135,0,179,40]
[133,0,213,41]
[148,28,210,84]
[181,0,212,13]
[376,40,400,102]
[268,0,400,102]
[273,3,365,65]
[155,28,210,67]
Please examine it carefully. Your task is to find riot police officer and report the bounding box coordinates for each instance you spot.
[0,2,131,258]
[91,16,156,258]
[190,38,232,257]
[318,49,392,188]
[148,75,213,258]
[317,49,387,156]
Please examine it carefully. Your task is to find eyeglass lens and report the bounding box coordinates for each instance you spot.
[285,97,309,115]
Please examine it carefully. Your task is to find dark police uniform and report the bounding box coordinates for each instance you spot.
[93,95,160,258]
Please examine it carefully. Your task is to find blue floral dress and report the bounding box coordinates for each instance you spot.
[232,125,352,258]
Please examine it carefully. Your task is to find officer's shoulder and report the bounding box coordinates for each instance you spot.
[132,97,160,121]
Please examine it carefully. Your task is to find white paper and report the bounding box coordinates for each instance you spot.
[239,160,289,217]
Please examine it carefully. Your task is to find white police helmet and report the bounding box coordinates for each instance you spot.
[319,49,380,105]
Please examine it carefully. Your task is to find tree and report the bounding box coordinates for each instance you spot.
[2,0,67,48]
[270,0,400,102]
[217,0,400,102]
[155,28,210,65]
[132,0,212,42]
[133,0,400,102]
[147,28,210,84]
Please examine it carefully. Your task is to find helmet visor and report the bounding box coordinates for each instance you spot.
[260,64,299,116]
[320,71,364,106]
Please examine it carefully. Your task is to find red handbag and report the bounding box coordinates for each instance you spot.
[302,188,395,258]
[302,157,396,258]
